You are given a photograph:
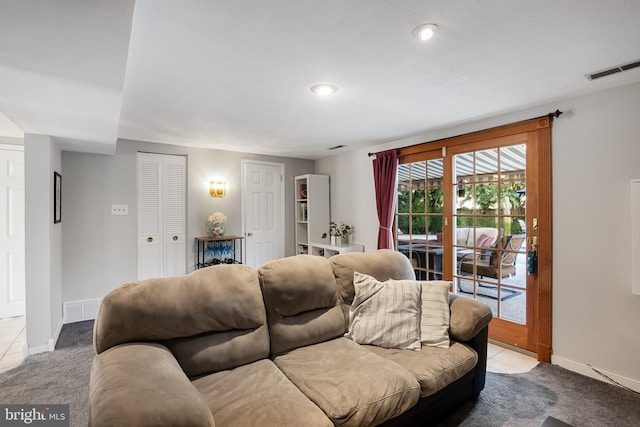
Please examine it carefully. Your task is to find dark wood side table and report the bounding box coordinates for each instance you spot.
[195,236,244,269]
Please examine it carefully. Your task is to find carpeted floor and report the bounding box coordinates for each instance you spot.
[1,320,639,427]
[0,321,93,427]
[436,363,640,427]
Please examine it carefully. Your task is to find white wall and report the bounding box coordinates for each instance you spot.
[24,134,63,354]
[61,139,314,303]
[316,82,640,390]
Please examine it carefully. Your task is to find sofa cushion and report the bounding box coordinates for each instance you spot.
[259,255,346,355]
[192,359,332,427]
[274,337,420,427]
[94,264,269,377]
[345,272,422,350]
[456,227,499,247]
[90,343,215,427]
[330,249,415,306]
[363,342,478,397]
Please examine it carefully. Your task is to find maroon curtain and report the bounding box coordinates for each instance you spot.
[372,149,398,249]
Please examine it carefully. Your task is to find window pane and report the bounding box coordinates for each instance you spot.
[427,187,443,214]
[397,189,410,213]
[500,145,526,179]
[412,189,426,214]
[410,215,427,236]
[410,161,427,188]
[475,149,498,180]
[397,163,410,188]
[475,184,498,214]
[500,181,526,215]
[396,215,409,235]
[427,215,443,238]
[456,181,473,214]
[427,158,443,181]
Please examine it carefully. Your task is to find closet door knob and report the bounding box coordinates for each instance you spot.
[173,236,178,241]
[147,237,153,242]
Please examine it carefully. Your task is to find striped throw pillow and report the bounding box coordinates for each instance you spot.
[345,272,422,350]
[417,280,451,348]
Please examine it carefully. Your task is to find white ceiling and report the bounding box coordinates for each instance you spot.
[2,0,640,159]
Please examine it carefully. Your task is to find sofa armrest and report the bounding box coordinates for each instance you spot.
[89,343,215,427]
[448,294,493,342]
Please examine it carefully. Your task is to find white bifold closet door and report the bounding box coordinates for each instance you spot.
[137,153,186,280]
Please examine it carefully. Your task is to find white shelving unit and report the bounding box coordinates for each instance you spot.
[295,174,330,255]
[309,242,364,258]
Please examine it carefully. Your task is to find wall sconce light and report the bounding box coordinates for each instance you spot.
[210,180,226,197]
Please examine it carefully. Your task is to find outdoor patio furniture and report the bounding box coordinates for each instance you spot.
[459,235,526,279]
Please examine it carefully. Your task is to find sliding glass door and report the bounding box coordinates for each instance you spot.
[394,117,553,360]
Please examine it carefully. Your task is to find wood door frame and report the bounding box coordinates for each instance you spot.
[398,116,553,362]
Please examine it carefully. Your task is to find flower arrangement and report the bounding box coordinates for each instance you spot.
[208,212,227,224]
[207,212,227,237]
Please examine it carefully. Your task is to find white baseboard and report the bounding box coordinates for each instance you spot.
[28,343,49,355]
[63,298,101,323]
[49,320,63,351]
[27,320,64,355]
[552,355,640,393]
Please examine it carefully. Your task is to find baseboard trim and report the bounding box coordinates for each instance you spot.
[27,320,64,355]
[552,355,640,393]
[49,320,63,351]
[28,344,49,355]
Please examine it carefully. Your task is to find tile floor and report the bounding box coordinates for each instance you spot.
[487,342,539,373]
[0,316,538,376]
[0,316,26,374]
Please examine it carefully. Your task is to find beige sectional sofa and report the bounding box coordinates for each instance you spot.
[89,250,492,427]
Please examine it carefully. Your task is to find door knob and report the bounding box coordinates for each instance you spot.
[147,237,153,242]
[173,235,178,241]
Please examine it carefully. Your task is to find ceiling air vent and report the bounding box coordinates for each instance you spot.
[586,59,640,80]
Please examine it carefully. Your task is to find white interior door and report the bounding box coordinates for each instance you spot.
[138,153,186,280]
[242,160,284,269]
[0,146,25,318]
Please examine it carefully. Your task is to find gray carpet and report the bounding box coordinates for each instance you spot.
[0,321,93,427]
[1,321,639,427]
[437,363,640,427]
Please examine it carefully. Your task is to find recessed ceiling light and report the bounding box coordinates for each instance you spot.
[310,83,339,96]
[413,23,438,41]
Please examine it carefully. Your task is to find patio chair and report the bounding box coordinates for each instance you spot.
[459,235,525,279]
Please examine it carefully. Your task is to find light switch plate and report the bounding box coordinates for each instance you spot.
[111,204,128,215]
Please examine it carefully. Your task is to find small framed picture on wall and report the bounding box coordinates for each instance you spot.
[54,171,62,223]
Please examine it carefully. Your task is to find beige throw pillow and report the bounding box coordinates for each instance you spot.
[415,280,450,348]
[346,272,422,350]
[385,279,451,348]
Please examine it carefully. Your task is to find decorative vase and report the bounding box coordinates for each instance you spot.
[208,221,225,237]
[330,235,337,246]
